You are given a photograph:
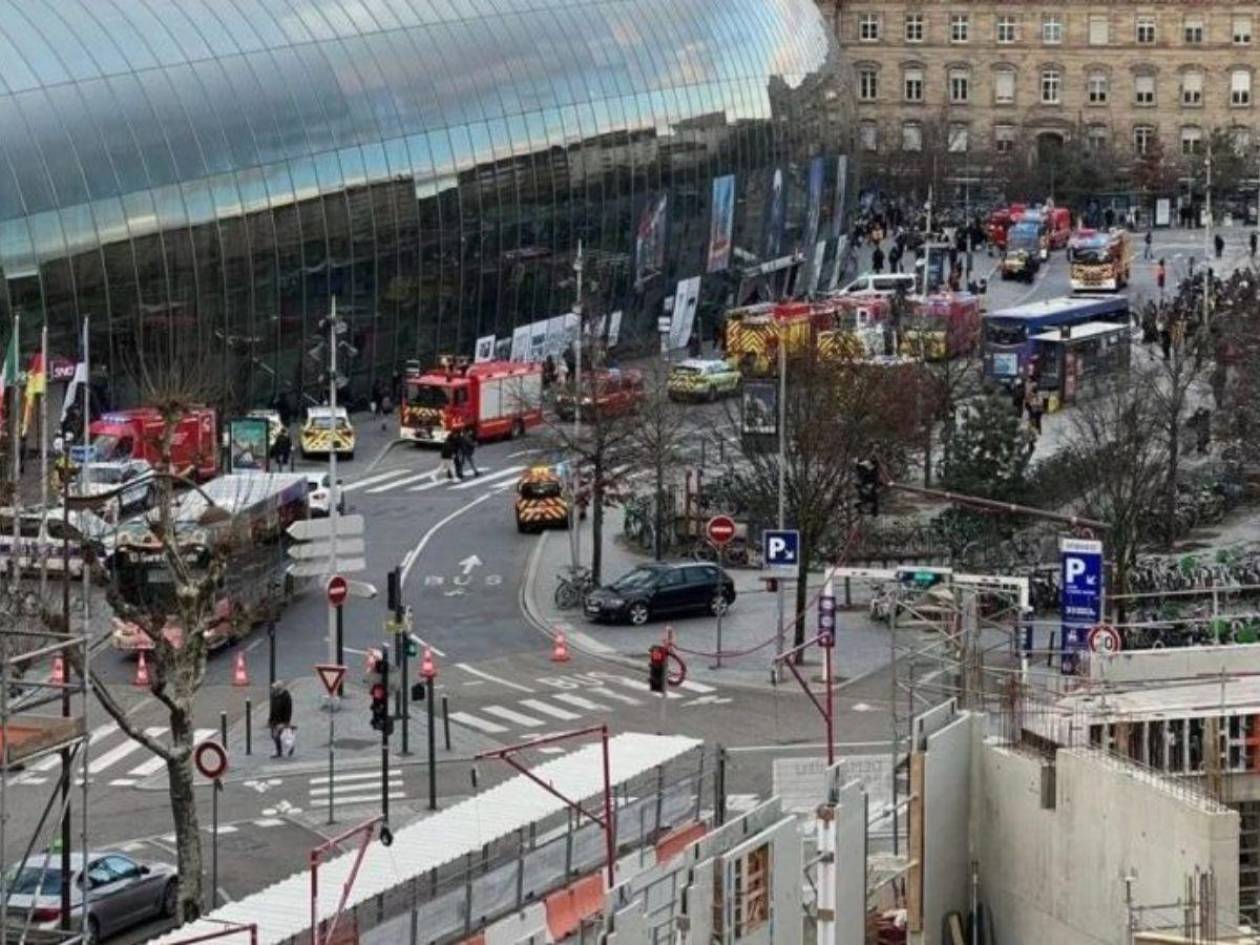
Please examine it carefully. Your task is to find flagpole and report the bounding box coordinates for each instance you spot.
[39,323,47,596]
[10,309,19,589]
[81,316,89,621]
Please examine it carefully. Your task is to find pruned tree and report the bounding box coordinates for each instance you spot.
[720,350,919,649]
[621,363,689,561]
[1149,319,1210,548]
[1060,370,1169,622]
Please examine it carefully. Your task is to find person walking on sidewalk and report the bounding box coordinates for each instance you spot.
[1143,229,1153,261]
[1251,231,1257,259]
[268,681,294,758]
[871,243,885,273]
[1215,232,1224,259]
[458,427,480,477]
[440,435,458,480]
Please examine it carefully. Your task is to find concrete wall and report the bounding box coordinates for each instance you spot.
[1090,644,1260,684]
[921,715,974,945]
[973,743,1240,945]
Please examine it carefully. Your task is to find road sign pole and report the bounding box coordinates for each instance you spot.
[211,779,220,911]
[714,543,725,669]
[427,676,437,811]
[381,643,391,825]
[335,606,344,696]
[327,698,336,825]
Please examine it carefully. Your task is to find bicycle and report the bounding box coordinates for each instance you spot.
[554,566,596,610]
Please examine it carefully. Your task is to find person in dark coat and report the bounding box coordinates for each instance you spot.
[440,435,458,479]
[458,427,480,477]
[871,244,885,273]
[268,681,294,758]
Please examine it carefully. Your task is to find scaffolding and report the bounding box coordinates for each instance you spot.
[1,584,92,945]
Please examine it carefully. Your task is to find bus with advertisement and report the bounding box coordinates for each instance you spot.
[982,295,1130,388]
[1069,228,1132,291]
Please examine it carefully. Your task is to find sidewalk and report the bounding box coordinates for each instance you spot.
[522,515,911,690]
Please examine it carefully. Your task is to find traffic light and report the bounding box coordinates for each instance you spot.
[368,651,393,736]
[387,567,401,614]
[649,645,668,693]
[854,459,880,516]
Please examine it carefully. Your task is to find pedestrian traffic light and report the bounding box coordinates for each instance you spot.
[649,645,668,693]
[854,459,880,516]
[368,652,393,736]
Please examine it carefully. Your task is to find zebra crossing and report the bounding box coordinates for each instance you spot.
[343,465,526,497]
[11,724,217,788]
[447,674,719,745]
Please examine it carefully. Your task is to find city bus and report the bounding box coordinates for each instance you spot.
[982,295,1130,387]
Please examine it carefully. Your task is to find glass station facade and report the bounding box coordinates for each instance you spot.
[0,0,847,408]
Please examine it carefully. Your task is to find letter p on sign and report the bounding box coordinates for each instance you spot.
[1065,557,1086,582]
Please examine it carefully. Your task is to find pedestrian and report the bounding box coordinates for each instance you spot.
[889,244,902,273]
[458,427,480,477]
[440,433,458,480]
[1144,229,1153,261]
[1027,393,1044,435]
[1157,312,1171,361]
[562,344,576,380]
[1156,258,1166,294]
[1215,233,1224,259]
[871,244,885,273]
[688,329,702,358]
[1251,231,1257,259]
[268,681,294,758]
[543,355,557,387]
[452,429,466,480]
[371,379,384,416]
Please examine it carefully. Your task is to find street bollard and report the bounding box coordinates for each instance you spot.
[442,695,451,751]
[268,621,276,687]
[245,699,252,756]
[219,710,227,747]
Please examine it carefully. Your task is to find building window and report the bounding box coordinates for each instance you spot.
[1233,70,1252,106]
[905,13,924,42]
[1133,125,1155,155]
[858,67,878,101]
[1135,74,1156,106]
[994,69,1016,105]
[948,123,969,152]
[994,124,1016,153]
[1136,15,1156,45]
[1235,15,1252,45]
[951,13,969,43]
[1088,72,1109,104]
[859,13,880,41]
[1184,16,1204,44]
[860,121,879,152]
[1041,70,1061,104]
[904,67,924,102]
[1089,15,1110,45]
[1181,71,1202,106]
[1042,14,1062,44]
[1181,125,1203,155]
[997,14,1017,44]
[902,122,923,152]
[1086,125,1109,152]
[949,68,970,104]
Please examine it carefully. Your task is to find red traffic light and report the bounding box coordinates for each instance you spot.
[370,683,386,701]
[650,645,667,664]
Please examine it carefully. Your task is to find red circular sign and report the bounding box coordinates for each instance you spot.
[326,574,348,608]
[706,515,736,546]
[194,740,228,781]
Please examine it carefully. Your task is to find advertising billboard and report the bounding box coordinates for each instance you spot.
[707,175,736,272]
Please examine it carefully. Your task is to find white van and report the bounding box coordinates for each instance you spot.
[837,273,917,296]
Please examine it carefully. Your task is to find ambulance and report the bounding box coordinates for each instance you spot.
[300,406,356,459]
[514,465,570,533]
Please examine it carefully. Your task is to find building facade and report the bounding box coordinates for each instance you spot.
[831,1,1258,167]
[0,0,848,409]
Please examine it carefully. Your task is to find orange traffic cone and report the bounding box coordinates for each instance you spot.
[133,651,150,688]
[421,646,436,680]
[551,628,570,663]
[232,650,249,687]
[50,655,65,685]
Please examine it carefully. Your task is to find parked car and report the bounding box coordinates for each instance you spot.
[667,359,742,401]
[305,471,345,517]
[3,850,178,944]
[836,273,916,297]
[76,459,155,520]
[584,562,735,625]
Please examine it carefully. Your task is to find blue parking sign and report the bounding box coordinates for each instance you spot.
[1060,537,1104,673]
[763,529,800,571]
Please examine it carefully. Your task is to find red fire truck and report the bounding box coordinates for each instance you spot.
[400,358,543,444]
[71,407,218,481]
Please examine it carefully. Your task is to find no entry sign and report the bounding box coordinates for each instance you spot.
[706,515,736,547]
[194,740,228,781]
[326,574,348,607]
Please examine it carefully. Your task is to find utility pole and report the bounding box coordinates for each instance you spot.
[326,301,340,676]
[1204,140,1213,330]
[569,242,584,572]
[774,336,786,668]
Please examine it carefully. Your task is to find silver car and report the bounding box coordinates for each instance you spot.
[3,850,178,943]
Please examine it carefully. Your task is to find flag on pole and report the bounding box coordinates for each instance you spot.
[0,328,17,422]
[21,350,43,438]
[61,321,88,429]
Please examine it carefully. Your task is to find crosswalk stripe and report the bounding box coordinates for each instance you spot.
[15,723,118,782]
[449,466,523,491]
[588,686,640,706]
[519,699,581,721]
[678,679,716,694]
[329,791,406,806]
[311,780,401,798]
[551,693,609,712]
[481,705,545,727]
[129,728,213,777]
[606,675,682,700]
[342,469,410,492]
[449,711,509,733]
[310,769,401,785]
[408,478,447,493]
[366,471,435,494]
[88,735,149,774]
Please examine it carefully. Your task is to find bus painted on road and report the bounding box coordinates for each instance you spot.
[982,295,1130,387]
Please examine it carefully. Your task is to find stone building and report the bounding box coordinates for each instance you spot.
[828,2,1259,167]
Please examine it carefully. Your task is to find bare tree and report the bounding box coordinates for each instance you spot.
[1149,320,1209,548]
[621,364,689,560]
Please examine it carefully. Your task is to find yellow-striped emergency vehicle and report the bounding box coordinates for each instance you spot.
[724,302,819,376]
[515,465,569,533]
[300,406,356,459]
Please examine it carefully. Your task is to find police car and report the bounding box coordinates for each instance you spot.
[77,459,156,520]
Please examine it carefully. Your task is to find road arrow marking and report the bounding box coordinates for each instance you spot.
[458,554,482,575]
